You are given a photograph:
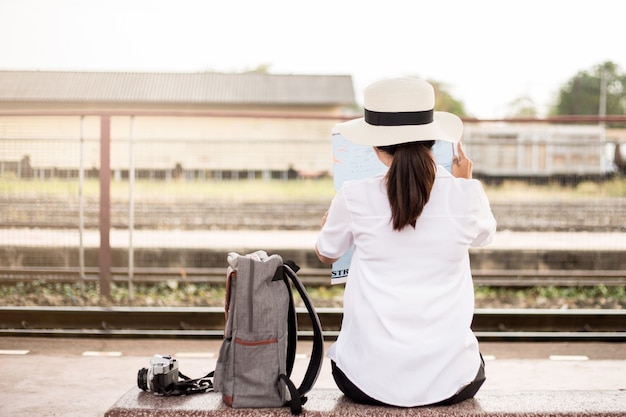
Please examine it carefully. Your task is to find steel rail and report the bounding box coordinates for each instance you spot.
[1,266,624,287]
[0,306,624,341]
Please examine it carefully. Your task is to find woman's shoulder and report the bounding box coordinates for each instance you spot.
[341,172,386,190]
[436,167,484,188]
[434,172,489,202]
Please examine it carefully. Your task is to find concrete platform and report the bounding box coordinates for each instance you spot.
[3,229,626,251]
[3,229,626,271]
[104,388,626,416]
[1,338,626,417]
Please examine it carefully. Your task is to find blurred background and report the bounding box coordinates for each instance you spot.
[0,0,624,311]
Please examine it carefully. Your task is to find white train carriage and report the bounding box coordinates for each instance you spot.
[463,123,615,179]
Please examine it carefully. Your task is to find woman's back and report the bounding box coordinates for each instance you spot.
[324,166,495,406]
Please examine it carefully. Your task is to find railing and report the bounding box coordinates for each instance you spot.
[1,110,625,301]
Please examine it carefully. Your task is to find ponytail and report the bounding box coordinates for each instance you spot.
[377,141,436,231]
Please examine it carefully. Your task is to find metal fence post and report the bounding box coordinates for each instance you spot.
[128,115,135,303]
[99,115,112,301]
[78,116,85,298]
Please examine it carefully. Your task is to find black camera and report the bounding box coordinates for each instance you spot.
[137,354,179,395]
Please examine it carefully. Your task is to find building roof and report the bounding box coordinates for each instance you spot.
[0,70,355,106]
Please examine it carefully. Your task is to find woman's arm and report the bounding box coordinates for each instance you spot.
[315,243,339,264]
[315,210,340,264]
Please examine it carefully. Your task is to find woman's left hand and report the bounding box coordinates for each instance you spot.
[452,142,473,179]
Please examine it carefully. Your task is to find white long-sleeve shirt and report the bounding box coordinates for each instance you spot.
[316,166,496,406]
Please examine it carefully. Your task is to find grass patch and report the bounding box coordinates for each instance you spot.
[1,281,624,309]
[2,176,626,202]
[483,177,626,201]
[0,280,228,307]
[0,177,337,202]
[474,285,626,309]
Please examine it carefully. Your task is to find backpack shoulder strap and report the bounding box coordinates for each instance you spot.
[285,272,298,377]
[281,260,324,396]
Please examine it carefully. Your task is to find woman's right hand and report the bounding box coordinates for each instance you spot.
[452,142,473,179]
[321,210,329,228]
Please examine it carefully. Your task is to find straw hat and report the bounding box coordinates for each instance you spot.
[336,77,463,146]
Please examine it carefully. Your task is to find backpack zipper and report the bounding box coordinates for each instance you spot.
[248,260,254,332]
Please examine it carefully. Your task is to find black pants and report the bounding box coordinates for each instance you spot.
[331,355,486,407]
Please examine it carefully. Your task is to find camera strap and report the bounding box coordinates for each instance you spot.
[164,370,214,396]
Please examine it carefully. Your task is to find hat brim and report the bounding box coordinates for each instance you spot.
[335,111,463,147]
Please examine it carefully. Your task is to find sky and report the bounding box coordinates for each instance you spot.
[0,0,623,119]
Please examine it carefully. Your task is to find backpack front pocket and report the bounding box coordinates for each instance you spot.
[232,330,284,407]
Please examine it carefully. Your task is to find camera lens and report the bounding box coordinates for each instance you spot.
[137,368,149,391]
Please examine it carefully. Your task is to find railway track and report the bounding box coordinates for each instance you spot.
[1,266,625,287]
[2,198,626,231]
[1,306,624,341]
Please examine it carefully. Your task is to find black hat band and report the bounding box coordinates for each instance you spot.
[364,108,434,126]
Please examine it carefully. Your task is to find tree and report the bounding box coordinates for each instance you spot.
[506,95,538,118]
[551,61,626,117]
[244,64,272,73]
[429,80,468,117]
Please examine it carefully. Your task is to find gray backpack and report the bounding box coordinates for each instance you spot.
[213,251,324,414]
